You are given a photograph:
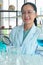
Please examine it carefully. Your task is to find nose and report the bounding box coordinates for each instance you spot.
[25,12,29,17]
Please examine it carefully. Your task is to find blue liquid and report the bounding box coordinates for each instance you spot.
[37,39,43,46]
[0,41,6,52]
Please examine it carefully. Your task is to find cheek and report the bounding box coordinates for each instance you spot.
[31,15,36,21]
[22,16,25,21]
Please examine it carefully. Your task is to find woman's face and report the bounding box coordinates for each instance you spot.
[22,4,37,25]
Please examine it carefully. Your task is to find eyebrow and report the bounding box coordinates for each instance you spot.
[22,10,35,13]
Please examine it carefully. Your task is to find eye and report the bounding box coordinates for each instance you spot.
[28,10,35,14]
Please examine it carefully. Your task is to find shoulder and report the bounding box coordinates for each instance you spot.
[36,26,41,34]
[33,26,41,40]
[11,25,23,32]
[32,25,41,39]
[32,24,41,35]
[9,25,23,35]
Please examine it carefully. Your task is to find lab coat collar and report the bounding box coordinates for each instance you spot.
[23,24,36,42]
[19,24,36,47]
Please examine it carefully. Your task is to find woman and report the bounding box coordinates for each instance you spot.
[9,2,41,55]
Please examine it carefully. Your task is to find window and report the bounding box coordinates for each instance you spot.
[27,0,35,4]
[36,0,43,15]
[2,0,24,28]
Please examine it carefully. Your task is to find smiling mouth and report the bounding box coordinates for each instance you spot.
[25,18,30,22]
[25,18,29,20]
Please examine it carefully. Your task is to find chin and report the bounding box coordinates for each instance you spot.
[24,22,31,24]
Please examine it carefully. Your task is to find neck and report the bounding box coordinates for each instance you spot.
[24,23,33,31]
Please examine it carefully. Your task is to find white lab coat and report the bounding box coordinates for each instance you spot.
[9,24,41,55]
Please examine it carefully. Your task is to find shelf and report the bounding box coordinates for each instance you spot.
[0,28,12,30]
[0,10,21,12]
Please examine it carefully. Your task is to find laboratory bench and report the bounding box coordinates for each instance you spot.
[0,54,43,65]
[0,28,43,65]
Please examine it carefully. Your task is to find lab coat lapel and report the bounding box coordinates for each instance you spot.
[17,24,40,54]
[21,25,37,54]
[18,24,36,47]
[17,25,38,54]
[23,24,36,44]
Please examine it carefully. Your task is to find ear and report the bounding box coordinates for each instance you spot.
[35,12,37,18]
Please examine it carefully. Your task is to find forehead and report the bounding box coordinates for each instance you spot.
[22,4,34,11]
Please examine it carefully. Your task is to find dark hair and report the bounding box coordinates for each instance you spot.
[21,2,37,26]
[34,18,37,26]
